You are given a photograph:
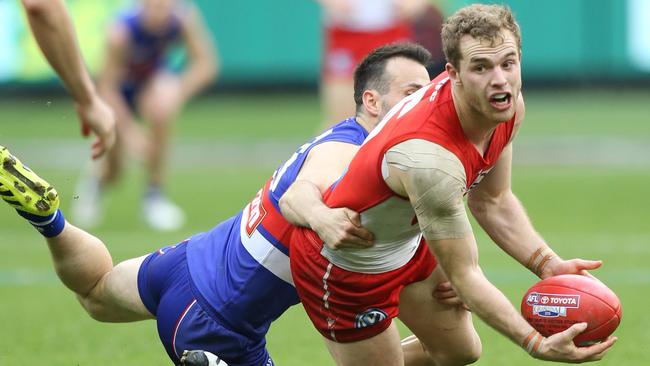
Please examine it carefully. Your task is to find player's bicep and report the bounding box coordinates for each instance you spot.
[295,142,359,192]
[386,140,472,241]
[406,167,472,241]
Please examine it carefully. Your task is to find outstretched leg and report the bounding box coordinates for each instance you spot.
[48,224,152,322]
[1,146,152,322]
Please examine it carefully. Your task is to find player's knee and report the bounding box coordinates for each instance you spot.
[425,335,481,366]
[76,283,127,323]
[78,295,116,322]
[441,338,481,365]
[148,111,175,130]
[141,98,178,128]
[459,342,481,365]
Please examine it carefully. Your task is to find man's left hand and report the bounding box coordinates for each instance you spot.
[540,257,602,280]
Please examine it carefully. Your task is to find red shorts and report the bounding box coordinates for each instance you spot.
[322,23,412,78]
[290,229,437,343]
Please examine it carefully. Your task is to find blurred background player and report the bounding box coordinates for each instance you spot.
[409,1,446,77]
[72,0,218,231]
[316,0,445,130]
[19,0,116,159]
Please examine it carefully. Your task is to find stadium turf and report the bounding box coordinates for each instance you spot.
[0,90,648,365]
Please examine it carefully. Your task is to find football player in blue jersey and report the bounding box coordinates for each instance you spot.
[0,43,457,366]
[72,0,218,231]
[19,0,116,159]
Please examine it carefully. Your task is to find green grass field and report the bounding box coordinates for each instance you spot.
[0,90,649,365]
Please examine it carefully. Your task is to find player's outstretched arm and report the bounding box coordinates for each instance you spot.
[432,234,616,362]
[21,0,115,159]
[468,96,602,279]
[386,141,616,362]
[279,141,374,249]
[468,145,603,280]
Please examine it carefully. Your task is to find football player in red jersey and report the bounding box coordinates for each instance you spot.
[288,4,617,365]
[20,0,115,159]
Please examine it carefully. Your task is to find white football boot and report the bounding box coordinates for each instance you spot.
[142,191,186,231]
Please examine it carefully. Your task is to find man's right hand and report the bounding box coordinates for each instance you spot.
[75,94,116,160]
[534,323,617,363]
[312,207,374,250]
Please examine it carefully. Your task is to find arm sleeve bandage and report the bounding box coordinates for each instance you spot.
[386,139,472,240]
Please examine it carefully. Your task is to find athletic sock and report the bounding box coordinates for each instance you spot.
[16,209,66,238]
[145,185,162,200]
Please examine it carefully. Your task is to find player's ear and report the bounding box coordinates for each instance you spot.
[362,89,381,117]
[446,62,462,86]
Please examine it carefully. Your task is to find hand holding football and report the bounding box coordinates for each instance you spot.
[521,274,622,346]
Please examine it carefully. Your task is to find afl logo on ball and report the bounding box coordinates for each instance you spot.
[526,292,580,318]
[354,308,388,329]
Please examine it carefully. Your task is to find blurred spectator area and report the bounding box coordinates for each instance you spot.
[1,0,649,90]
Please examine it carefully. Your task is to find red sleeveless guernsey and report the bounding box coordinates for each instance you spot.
[327,71,516,212]
[290,72,516,343]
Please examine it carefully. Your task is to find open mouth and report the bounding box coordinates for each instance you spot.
[489,92,512,111]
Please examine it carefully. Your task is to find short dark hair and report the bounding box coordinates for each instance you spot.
[353,43,432,111]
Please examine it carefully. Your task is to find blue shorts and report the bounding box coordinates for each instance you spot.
[137,241,275,366]
[120,82,142,113]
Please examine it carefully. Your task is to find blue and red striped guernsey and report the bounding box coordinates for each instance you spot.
[185,118,369,340]
[118,7,182,84]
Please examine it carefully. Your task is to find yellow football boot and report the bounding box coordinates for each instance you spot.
[0,145,59,216]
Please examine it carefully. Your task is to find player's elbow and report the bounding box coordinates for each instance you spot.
[467,195,487,218]
[468,190,516,221]
[467,192,497,219]
[278,195,297,224]
[278,195,289,216]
